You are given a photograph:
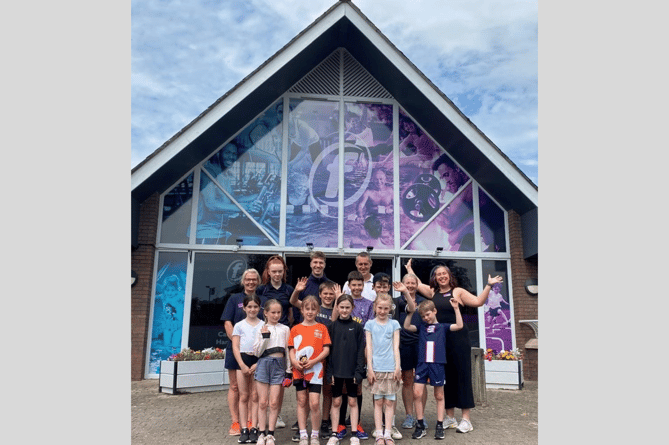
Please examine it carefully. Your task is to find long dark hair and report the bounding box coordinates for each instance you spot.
[429,264,458,292]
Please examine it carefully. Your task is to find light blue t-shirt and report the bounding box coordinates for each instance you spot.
[364,318,401,372]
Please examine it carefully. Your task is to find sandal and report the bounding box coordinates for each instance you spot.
[384,437,395,445]
[375,437,386,445]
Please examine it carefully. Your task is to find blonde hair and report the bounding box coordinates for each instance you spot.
[417,300,436,315]
[373,293,393,314]
[301,295,320,312]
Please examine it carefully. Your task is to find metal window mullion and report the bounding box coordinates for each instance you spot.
[393,102,400,250]
[180,250,196,351]
[476,258,486,351]
[473,183,481,253]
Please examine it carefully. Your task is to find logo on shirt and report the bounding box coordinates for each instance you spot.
[427,325,436,333]
[314,329,323,339]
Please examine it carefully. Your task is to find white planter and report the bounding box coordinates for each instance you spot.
[159,359,229,394]
[484,360,523,390]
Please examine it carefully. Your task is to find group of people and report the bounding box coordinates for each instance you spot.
[221,251,503,445]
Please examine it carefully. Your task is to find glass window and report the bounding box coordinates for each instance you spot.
[285,98,339,247]
[343,103,394,249]
[188,252,273,351]
[481,260,511,352]
[148,251,188,374]
[160,173,193,244]
[479,189,506,252]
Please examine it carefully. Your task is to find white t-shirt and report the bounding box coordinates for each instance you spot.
[232,319,265,353]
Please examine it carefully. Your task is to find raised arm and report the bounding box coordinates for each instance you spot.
[405,258,434,299]
[454,274,504,308]
[449,297,464,331]
[403,308,418,333]
[290,277,308,308]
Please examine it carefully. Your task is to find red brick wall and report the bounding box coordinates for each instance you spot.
[131,193,160,381]
[508,210,538,381]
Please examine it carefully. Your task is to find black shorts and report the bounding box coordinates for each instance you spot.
[400,342,419,371]
[331,377,358,398]
[294,379,322,393]
[240,353,259,368]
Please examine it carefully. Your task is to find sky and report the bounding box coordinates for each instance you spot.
[131,0,538,185]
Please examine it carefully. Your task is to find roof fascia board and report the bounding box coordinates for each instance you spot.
[343,7,537,207]
[131,3,348,191]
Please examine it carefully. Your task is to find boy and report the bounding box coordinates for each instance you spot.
[291,279,341,440]
[403,299,463,440]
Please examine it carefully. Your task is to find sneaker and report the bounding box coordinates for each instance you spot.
[356,425,369,440]
[327,435,340,445]
[345,417,351,427]
[444,417,457,429]
[292,421,300,431]
[292,432,301,442]
[265,435,276,445]
[411,425,426,440]
[298,438,309,445]
[249,427,259,443]
[321,420,332,439]
[336,425,348,439]
[311,436,320,445]
[257,433,266,445]
[389,426,401,440]
[350,437,360,445]
[434,424,445,440]
[230,421,242,436]
[276,416,286,428]
[401,415,415,429]
[239,428,250,443]
[456,419,473,433]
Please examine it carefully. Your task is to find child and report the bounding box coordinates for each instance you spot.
[291,280,341,438]
[325,294,366,445]
[233,294,265,443]
[334,270,373,440]
[391,275,427,430]
[364,293,402,445]
[403,299,463,440]
[289,295,332,445]
[253,299,292,445]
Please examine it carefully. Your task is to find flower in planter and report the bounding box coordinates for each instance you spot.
[485,348,522,361]
[168,347,226,361]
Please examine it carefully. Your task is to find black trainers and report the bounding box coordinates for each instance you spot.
[320,419,332,439]
[292,421,300,431]
[249,427,259,443]
[292,431,301,442]
[411,425,426,440]
[345,417,351,428]
[239,428,250,443]
[434,424,444,440]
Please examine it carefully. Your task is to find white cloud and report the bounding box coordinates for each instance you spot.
[131,0,537,184]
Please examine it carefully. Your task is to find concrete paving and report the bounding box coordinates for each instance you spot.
[132,379,537,444]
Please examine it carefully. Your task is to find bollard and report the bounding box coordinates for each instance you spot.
[471,347,487,405]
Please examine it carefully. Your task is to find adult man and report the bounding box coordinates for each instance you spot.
[342,252,375,301]
[290,251,329,324]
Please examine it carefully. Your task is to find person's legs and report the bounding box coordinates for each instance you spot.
[267,384,282,432]
[308,391,322,434]
[383,398,395,439]
[228,370,241,432]
[412,383,425,421]
[256,381,270,433]
[373,397,384,438]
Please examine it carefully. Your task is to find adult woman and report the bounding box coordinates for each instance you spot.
[405,259,502,433]
[221,268,265,436]
[256,255,295,429]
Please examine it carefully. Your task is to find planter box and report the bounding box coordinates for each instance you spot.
[159,360,229,394]
[484,360,523,390]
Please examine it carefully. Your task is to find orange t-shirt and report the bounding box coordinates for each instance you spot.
[288,322,331,384]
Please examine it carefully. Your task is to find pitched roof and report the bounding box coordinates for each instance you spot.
[131,0,537,215]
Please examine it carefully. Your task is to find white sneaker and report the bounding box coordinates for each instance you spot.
[456,419,473,433]
[390,426,402,440]
[326,435,340,445]
[276,416,286,428]
[444,417,457,429]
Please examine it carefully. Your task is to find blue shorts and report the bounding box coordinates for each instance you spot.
[414,362,445,386]
[254,356,286,385]
[225,344,240,370]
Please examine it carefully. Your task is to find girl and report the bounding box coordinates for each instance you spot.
[364,294,402,445]
[325,295,366,445]
[253,299,291,445]
[222,268,264,436]
[405,259,503,433]
[289,295,332,445]
[391,275,428,430]
[233,294,265,443]
[257,255,295,429]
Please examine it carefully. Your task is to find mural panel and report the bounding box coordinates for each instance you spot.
[285,99,339,247]
[479,189,507,252]
[148,251,188,374]
[482,260,512,352]
[196,100,283,245]
[343,103,394,249]
[160,173,193,244]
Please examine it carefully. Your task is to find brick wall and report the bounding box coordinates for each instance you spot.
[508,210,538,382]
[131,193,159,381]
